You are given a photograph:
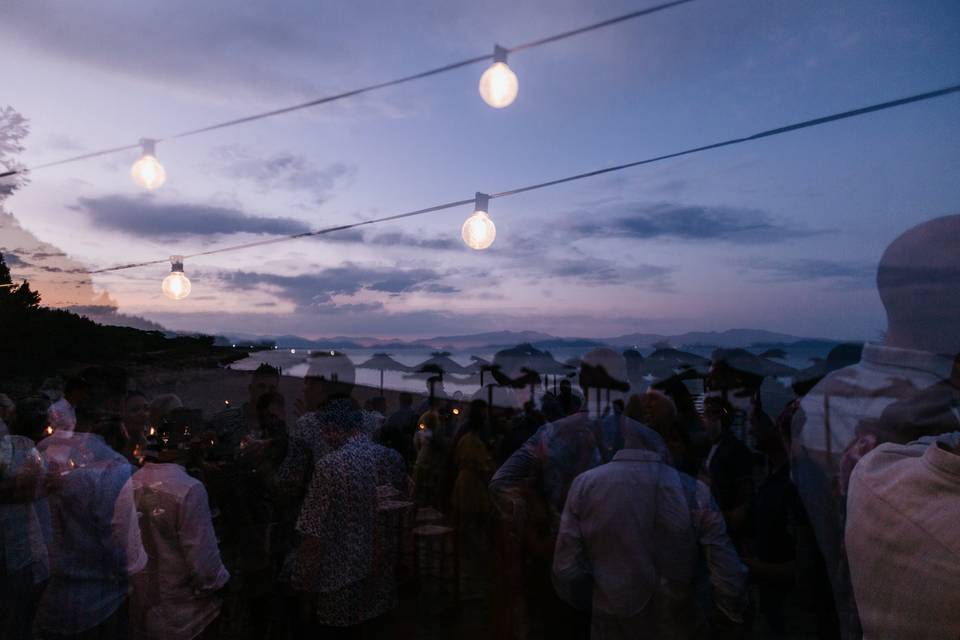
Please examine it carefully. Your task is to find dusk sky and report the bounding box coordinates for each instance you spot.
[2,0,959,340]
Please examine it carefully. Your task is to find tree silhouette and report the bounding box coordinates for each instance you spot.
[0,106,30,198]
[0,252,41,311]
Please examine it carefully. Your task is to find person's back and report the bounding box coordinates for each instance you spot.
[453,429,492,517]
[846,432,960,639]
[706,431,753,512]
[381,403,417,463]
[370,439,408,495]
[292,418,391,627]
[35,431,146,636]
[130,462,229,640]
[490,410,601,525]
[553,447,747,639]
[793,215,960,637]
[0,430,49,640]
[555,450,693,616]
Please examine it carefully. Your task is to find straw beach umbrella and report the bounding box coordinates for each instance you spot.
[357,352,412,395]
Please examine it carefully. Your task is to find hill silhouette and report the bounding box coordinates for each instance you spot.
[0,252,242,384]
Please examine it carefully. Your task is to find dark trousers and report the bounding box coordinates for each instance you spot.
[40,598,131,640]
[0,567,38,640]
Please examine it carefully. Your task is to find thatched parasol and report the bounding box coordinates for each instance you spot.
[356,353,412,395]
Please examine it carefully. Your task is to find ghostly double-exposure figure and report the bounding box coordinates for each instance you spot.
[129,412,229,640]
[793,214,960,638]
[34,367,146,640]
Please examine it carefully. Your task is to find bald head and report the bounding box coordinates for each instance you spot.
[877,215,960,354]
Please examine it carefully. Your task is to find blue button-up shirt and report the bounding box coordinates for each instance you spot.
[34,432,146,634]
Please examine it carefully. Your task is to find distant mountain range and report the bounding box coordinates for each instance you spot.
[212,328,836,352]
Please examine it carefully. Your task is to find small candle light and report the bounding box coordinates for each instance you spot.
[452,408,460,416]
[45,425,54,436]
[148,426,156,437]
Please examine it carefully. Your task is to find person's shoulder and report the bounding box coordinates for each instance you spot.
[568,459,615,489]
[3,434,37,450]
[851,438,926,485]
[541,412,589,437]
[373,441,404,464]
[803,362,866,400]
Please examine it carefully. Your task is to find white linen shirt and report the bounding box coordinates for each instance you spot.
[846,433,960,640]
[553,449,747,639]
[34,431,147,635]
[792,342,955,637]
[130,462,229,640]
[47,397,77,435]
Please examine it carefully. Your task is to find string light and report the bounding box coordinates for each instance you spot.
[479,46,519,109]
[462,192,496,250]
[0,1,699,183]
[85,83,960,275]
[161,256,191,300]
[130,139,167,190]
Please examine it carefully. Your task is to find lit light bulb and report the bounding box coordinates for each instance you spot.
[462,192,496,250]
[131,138,167,190]
[479,46,518,109]
[162,256,191,300]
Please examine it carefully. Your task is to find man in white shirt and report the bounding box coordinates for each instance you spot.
[792,214,960,638]
[34,367,146,640]
[130,421,229,640]
[46,376,88,436]
[553,393,747,639]
[846,430,960,639]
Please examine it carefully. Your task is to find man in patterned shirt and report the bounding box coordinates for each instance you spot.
[286,352,407,634]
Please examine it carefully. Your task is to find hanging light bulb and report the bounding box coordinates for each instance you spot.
[479,45,519,109]
[131,138,167,190]
[462,192,496,250]
[161,256,191,300]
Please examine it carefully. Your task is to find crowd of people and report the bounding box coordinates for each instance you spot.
[0,214,958,640]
